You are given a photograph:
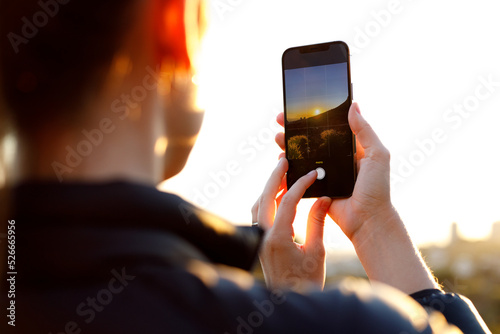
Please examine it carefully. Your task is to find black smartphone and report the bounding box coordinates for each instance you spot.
[282,41,356,198]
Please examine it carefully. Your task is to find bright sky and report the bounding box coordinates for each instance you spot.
[162,0,500,251]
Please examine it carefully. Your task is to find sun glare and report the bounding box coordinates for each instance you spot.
[164,1,500,252]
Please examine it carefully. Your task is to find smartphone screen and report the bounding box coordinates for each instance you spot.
[282,41,356,198]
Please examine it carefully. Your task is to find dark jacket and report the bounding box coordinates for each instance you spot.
[0,181,490,333]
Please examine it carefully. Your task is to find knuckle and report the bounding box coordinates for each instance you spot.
[264,234,286,252]
[307,242,326,259]
[357,122,373,138]
[313,246,326,259]
[382,146,391,160]
[310,213,326,225]
[372,146,390,162]
[279,193,294,208]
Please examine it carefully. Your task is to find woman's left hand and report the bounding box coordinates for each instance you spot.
[252,158,332,291]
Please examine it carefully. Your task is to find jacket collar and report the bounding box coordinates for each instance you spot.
[13,180,263,279]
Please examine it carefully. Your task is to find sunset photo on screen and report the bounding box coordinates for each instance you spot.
[285,63,351,160]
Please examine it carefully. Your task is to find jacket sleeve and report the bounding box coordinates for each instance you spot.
[411,289,491,334]
[208,273,463,334]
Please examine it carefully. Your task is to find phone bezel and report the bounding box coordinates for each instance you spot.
[281,41,356,198]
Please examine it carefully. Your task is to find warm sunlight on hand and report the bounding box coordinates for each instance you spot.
[275,103,395,246]
[252,159,332,291]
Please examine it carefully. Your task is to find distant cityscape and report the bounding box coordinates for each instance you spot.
[324,221,500,332]
[325,221,500,280]
[423,221,500,280]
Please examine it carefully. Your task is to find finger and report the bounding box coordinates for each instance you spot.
[348,102,385,153]
[272,170,318,236]
[276,112,284,127]
[355,135,364,159]
[275,175,287,208]
[275,176,288,235]
[305,197,332,248]
[275,132,285,151]
[355,140,365,173]
[258,158,289,230]
[251,198,260,224]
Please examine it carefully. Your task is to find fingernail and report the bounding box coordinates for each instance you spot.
[308,170,317,176]
[278,157,285,166]
[353,103,361,114]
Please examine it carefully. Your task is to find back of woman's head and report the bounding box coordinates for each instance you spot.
[0,0,139,134]
[0,0,207,188]
[0,0,146,226]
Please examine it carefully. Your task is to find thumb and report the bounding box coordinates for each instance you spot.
[305,197,332,248]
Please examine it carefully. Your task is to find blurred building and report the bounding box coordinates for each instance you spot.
[422,222,500,279]
[323,221,500,283]
[491,221,500,242]
[450,222,460,244]
[322,221,500,331]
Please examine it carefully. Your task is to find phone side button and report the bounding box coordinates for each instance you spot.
[316,167,326,180]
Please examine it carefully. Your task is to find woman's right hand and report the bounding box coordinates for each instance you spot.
[275,103,439,294]
[326,103,395,246]
[276,103,394,243]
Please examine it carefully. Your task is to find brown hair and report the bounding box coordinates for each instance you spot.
[0,0,139,134]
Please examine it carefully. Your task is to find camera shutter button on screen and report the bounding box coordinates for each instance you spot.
[316,167,326,180]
